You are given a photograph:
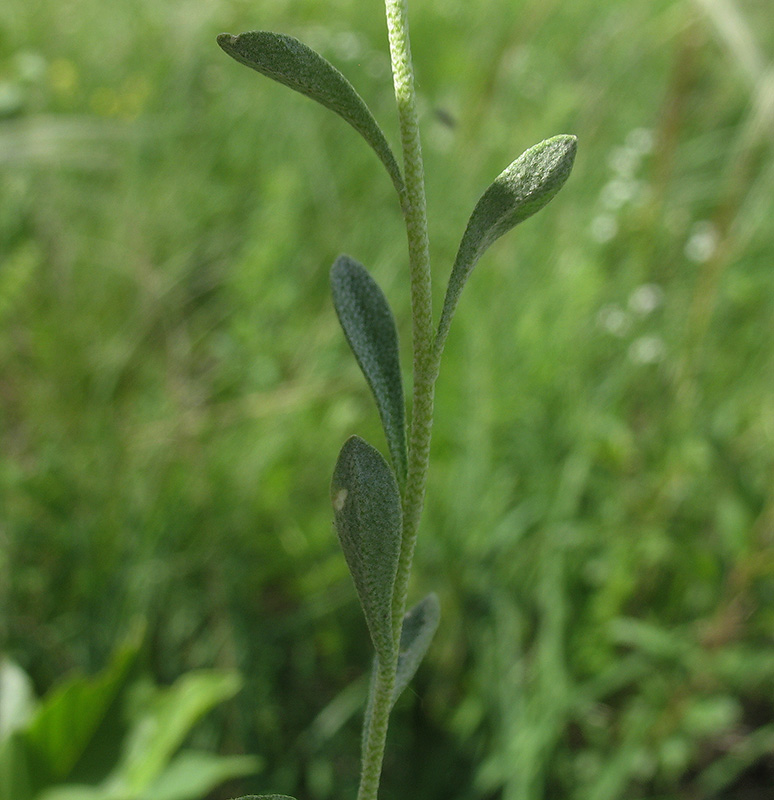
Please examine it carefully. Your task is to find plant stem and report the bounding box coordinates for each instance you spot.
[357,660,396,800]
[356,2,436,800]
[384,0,435,641]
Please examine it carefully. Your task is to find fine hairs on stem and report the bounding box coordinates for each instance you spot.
[217,0,577,797]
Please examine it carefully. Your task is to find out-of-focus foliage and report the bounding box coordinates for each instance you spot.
[0,0,772,799]
[0,638,260,800]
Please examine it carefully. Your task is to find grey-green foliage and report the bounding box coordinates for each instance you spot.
[331,435,403,664]
[331,255,407,486]
[437,135,577,350]
[218,18,576,800]
[393,593,441,703]
[216,32,404,198]
[361,593,441,750]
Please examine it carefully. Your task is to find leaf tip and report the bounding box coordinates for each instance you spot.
[216,33,237,49]
[330,434,365,504]
[330,253,352,283]
[549,132,578,174]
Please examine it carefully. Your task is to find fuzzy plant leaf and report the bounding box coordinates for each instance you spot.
[361,593,440,748]
[217,31,404,198]
[331,436,402,663]
[331,255,407,486]
[436,134,577,351]
[393,593,441,702]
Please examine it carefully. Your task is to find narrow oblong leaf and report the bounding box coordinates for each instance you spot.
[361,594,440,746]
[331,255,407,486]
[393,593,441,702]
[331,436,402,663]
[217,31,404,198]
[436,135,577,351]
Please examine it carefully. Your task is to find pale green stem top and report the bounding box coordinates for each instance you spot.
[384,0,435,643]
[356,2,437,800]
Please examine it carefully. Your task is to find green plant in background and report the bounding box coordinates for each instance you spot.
[0,640,260,800]
[217,0,576,798]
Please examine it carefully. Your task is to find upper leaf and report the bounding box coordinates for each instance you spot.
[217,31,404,198]
[331,255,407,486]
[393,593,441,702]
[436,135,577,351]
[331,436,402,663]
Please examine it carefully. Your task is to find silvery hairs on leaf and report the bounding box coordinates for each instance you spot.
[217,31,404,198]
[331,255,407,487]
[436,135,577,351]
[331,436,402,664]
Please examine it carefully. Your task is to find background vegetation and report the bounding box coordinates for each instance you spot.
[1,0,773,798]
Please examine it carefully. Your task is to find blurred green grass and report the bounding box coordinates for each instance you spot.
[1,0,773,798]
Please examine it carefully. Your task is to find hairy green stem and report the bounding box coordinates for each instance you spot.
[384,0,435,641]
[385,0,435,647]
[356,1,436,800]
[357,660,396,800]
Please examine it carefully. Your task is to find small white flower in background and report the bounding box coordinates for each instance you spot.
[591,128,652,243]
[685,221,719,263]
[333,31,364,61]
[628,283,663,316]
[626,127,654,154]
[591,213,618,243]
[629,335,665,364]
[607,146,638,178]
[601,177,641,210]
[597,304,631,336]
[15,51,47,83]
